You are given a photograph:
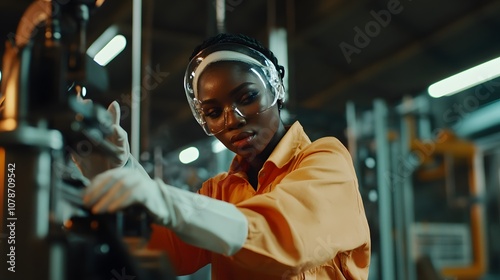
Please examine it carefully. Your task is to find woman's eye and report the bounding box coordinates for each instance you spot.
[239,91,259,105]
[203,108,222,119]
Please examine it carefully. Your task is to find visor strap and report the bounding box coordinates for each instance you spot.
[192,50,265,98]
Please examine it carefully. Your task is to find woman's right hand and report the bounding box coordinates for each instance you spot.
[71,98,130,180]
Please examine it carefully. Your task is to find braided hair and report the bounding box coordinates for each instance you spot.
[189,33,286,81]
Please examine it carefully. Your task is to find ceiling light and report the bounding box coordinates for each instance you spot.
[428,56,500,98]
[92,34,126,66]
[179,147,199,164]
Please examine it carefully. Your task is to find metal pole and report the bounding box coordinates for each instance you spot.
[400,107,417,280]
[374,99,395,280]
[215,0,226,33]
[131,0,142,159]
[391,139,406,280]
[268,0,289,104]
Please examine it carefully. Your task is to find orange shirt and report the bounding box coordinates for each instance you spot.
[148,121,371,279]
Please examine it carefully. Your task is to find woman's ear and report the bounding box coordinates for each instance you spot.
[278,99,284,110]
[276,84,286,103]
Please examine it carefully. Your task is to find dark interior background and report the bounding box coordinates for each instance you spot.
[2,0,500,153]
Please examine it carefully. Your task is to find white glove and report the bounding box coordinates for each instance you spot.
[71,98,130,179]
[82,168,248,256]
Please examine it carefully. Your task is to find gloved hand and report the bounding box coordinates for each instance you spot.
[83,168,248,256]
[71,97,130,180]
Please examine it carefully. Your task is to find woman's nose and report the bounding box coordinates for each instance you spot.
[224,106,246,130]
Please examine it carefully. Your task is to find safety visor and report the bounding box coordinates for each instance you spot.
[183,43,284,136]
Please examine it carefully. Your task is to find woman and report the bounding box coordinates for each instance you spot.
[82,33,371,279]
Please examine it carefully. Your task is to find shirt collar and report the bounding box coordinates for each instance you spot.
[228,121,311,173]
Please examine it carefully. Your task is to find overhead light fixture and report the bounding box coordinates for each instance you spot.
[428,56,500,98]
[179,147,199,164]
[92,34,126,66]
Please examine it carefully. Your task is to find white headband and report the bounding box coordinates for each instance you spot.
[192,50,264,98]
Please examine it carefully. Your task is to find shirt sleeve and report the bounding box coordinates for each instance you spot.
[230,137,371,277]
[147,224,211,275]
[138,154,211,275]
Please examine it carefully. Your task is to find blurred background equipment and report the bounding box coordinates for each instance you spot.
[346,92,500,280]
[0,1,175,279]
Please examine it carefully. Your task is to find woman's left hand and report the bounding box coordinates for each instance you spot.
[82,167,248,256]
[83,168,171,225]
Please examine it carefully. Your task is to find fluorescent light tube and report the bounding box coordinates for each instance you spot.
[93,34,127,66]
[428,56,500,98]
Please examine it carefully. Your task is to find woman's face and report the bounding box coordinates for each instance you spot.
[197,62,282,161]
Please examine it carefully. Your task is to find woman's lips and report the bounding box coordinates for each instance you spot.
[231,132,255,148]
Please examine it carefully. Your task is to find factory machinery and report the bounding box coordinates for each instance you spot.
[0,1,176,279]
[347,95,500,280]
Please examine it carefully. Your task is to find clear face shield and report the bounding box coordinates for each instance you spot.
[184,43,285,136]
